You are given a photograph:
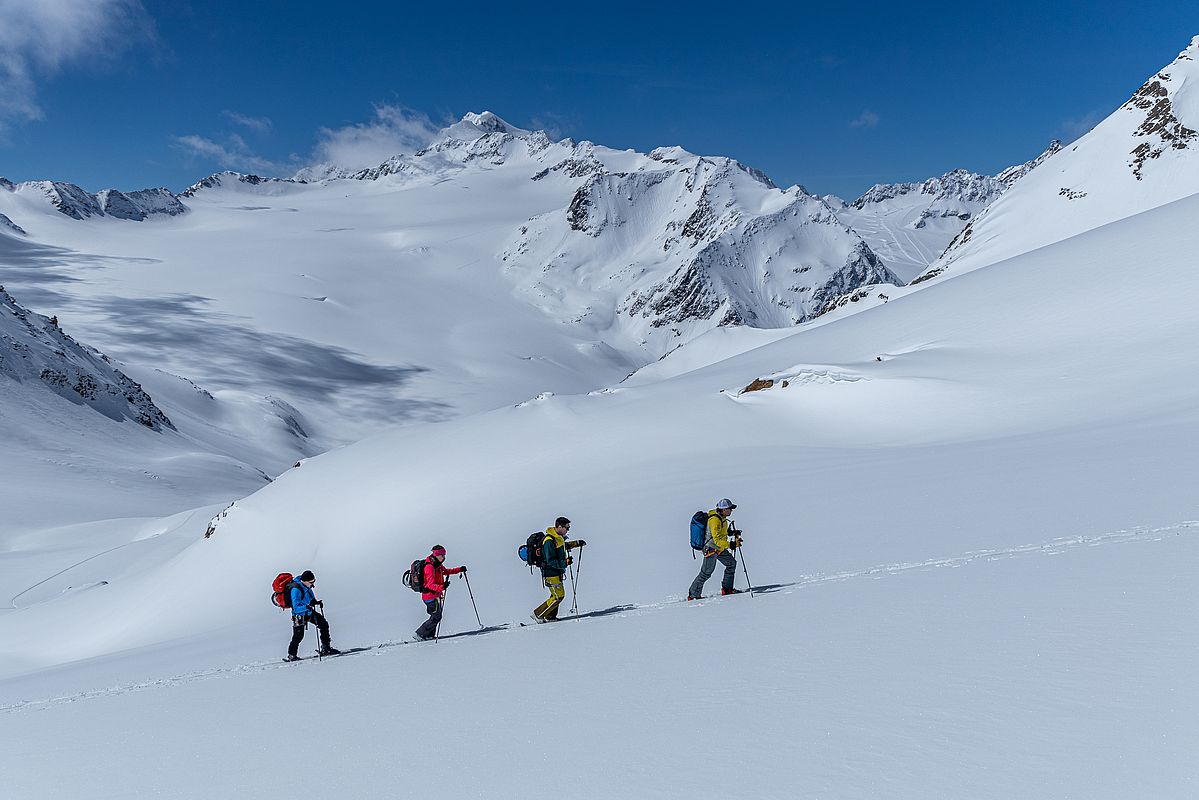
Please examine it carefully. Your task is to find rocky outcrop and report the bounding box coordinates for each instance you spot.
[0,285,173,430]
[1124,72,1197,179]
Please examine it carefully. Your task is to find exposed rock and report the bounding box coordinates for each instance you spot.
[0,285,173,430]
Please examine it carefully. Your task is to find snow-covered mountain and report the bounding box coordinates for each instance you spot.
[502,145,897,341]
[0,178,186,221]
[833,142,1060,283]
[916,36,1199,283]
[0,112,896,450]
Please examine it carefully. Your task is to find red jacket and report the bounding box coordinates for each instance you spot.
[421,558,462,602]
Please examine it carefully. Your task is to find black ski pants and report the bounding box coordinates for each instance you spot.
[415,598,444,639]
[289,610,331,656]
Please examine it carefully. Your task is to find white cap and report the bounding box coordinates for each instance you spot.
[716,498,737,510]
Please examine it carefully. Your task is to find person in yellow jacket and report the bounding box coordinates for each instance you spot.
[687,498,742,599]
[533,516,587,622]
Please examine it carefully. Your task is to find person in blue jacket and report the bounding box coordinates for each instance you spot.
[286,570,340,661]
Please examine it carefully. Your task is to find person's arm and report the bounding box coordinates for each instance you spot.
[290,585,307,614]
[424,561,443,594]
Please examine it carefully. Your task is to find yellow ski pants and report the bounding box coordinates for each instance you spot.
[533,575,565,621]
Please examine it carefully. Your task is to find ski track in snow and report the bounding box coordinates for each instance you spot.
[2,519,1193,714]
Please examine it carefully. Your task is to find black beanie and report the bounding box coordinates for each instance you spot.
[299,570,315,582]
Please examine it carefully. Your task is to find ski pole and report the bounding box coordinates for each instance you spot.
[462,571,483,628]
[434,584,447,640]
[571,544,584,617]
[733,530,754,596]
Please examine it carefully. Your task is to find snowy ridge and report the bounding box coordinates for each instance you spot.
[180,171,301,197]
[996,139,1063,186]
[918,35,1199,283]
[0,283,172,429]
[1,179,187,221]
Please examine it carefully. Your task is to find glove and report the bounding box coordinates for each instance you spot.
[575,539,587,547]
[566,555,574,565]
[459,565,468,573]
[314,599,324,609]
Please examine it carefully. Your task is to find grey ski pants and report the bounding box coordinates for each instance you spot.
[689,549,737,598]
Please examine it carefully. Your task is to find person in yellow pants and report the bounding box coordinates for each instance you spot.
[533,516,586,622]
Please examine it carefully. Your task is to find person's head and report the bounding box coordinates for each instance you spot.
[299,570,316,586]
[716,498,737,518]
[431,545,447,563]
[555,516,571,535]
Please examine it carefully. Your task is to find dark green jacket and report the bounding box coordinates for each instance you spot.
[541,527,568,578]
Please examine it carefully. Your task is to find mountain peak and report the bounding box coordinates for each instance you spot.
[436,111,530,143]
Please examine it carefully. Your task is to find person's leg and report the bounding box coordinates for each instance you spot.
[544,577,565,620]
[688,553,718,598]
[288,615,306,657]
[534,576,564,620]
[311,610,332,649]
[719,550,738,592]
[415,598,442,639]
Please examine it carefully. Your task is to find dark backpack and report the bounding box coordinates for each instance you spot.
[403,558,429,593]
[518,531,546,568]
[271,572,297,609]
[689,511,711,551]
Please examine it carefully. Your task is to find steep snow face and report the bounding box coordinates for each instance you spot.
[0,283,172,430]
[917,36,1199,283]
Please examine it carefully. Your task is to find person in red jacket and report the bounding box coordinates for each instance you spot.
[414,545,466,641]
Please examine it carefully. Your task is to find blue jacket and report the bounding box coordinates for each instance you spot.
[290,581,316,617]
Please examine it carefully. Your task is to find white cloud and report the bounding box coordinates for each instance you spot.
[173,134,291,175]
[222,110,273,134]
[311,104,443,171]
[0,0,152,129]
[849,110,880,129]
[1060,109,1106,142]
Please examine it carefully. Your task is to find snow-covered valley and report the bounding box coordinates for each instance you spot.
[2,35,1199,800]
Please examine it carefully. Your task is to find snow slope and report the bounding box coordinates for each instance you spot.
[1,185,1197,797]
[0,274,313,532]
[918,35,1199,283]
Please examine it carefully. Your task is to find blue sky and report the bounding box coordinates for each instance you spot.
[1,0,1195,199]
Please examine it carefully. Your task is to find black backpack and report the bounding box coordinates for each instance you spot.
[518,532,546,568]
[403,558,429,593]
